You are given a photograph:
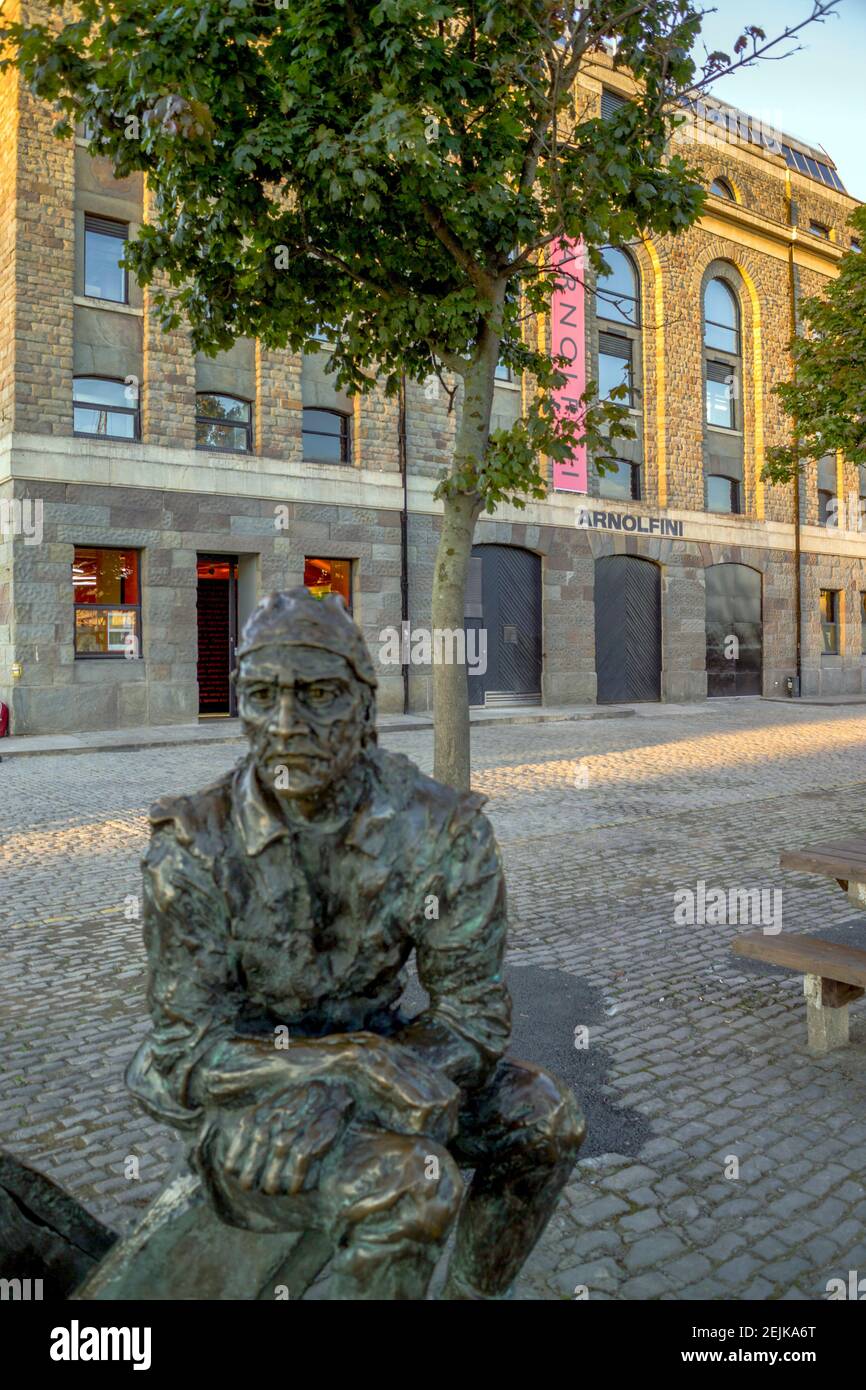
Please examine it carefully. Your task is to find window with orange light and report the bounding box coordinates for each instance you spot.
[304,557,352,611]
[73,546,142,658]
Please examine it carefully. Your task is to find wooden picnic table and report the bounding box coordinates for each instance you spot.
[779,836,866,900]
[731,834,866,1053]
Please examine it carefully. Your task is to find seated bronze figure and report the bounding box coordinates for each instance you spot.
[126,589,584,1299]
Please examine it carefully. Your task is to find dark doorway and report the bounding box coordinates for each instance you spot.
[706,563,762,696]
[196,555,238,716]
[466,545,542,708]
[595,555,662,703]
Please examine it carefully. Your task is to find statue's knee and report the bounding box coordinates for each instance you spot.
[346,1137,464,1245]
[513,1068,586,1166]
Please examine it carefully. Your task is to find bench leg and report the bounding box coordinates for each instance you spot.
[804,974,850,1054]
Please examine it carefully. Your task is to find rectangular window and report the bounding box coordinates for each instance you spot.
[707,475,740,514]
[302,408,351,464]
[494,362,513,382]
[706,360,736,429]
[598,459,640,501]
[818,489,834,526]
[84,214,129,303]
[598,332,633,405]
[809,221,830,239]
[820,589,839,654]
[195,394,252,453]
[861,594,866,655]
[304,557,352,611]
[73,377,139,439]
[73,546,141,658]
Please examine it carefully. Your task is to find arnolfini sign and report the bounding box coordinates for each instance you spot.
[550,237,587,494]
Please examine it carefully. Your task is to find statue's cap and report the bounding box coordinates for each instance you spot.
[236,588,377,688]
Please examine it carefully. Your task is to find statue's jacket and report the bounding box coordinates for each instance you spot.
[127,748,512,1134]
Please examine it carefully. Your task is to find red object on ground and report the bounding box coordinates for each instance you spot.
[0,702,8,737]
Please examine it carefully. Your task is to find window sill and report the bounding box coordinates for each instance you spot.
[494,378,521,392]
[706,424,743,438]
[74,294,143,317]
[74,431,140,443]
[195,446,252,457]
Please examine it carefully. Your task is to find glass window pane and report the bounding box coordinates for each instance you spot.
[706,377,734,428]
[303,430,344,462]
[84,229,127,301]
[598,460,633,500]
[196,394,250,423]
[707,475,735,512]
[74,608,139,655]
[304,557,352,609]
[303,409,342,435]
[74,406,136,438]
[73,547,140,605]
[596,248,638,325]
[704,279,739,351]
[598,351,632,402]
[704,321,739,354]
[73,378,130,407]
[195,420,249,451]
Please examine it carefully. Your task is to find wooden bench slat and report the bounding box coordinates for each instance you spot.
[731,931,866,988]
[780,836,866,881]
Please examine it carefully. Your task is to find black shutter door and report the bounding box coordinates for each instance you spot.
[466,545,542,706]
[595,555,661,703]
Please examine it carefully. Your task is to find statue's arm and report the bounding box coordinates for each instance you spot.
[396,807,511,1091]
[127,826,458,1141]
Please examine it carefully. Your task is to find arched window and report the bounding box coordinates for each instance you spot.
[702,273,743,513]
[596,247,640,408]
[704,278,740,354]
[73,377,139,440]
[195,393,252,453]
[703,277,741,435]
[302,407,351,464]
[710,178,735,200]
[595,247,640,326]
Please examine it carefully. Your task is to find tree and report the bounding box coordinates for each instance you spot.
[1,0,842,788]
[764,204,866,488]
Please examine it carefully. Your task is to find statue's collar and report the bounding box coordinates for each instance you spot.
[232,755,395,858]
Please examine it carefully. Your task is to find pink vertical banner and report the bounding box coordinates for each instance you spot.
[550,237,587,493]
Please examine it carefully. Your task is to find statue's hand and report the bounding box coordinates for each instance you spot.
[207,1079,355,1198]
[326,1033,462,1145]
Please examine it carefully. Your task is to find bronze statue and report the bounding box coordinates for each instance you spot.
[126,589,584,1299]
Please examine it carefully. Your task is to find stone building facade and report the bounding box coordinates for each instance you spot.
[0,38,864,734]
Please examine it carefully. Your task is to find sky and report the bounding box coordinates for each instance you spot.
[696,0,866,200]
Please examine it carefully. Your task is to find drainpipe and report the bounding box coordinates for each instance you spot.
[786,172,803,696]
[398,371,410,714]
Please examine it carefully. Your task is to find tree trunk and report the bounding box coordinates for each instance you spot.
[432,346,498,790]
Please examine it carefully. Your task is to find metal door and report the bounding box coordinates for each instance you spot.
[706,563,762,696]
[466,545,542,707]
[594,555,661,703]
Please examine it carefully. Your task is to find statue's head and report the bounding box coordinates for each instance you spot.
[234,588,377,803]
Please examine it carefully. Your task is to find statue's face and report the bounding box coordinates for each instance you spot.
[237,644,366,802]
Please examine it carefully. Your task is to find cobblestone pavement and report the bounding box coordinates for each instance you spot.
[3,697,866,1300]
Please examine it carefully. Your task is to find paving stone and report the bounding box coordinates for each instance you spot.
[624,1232,686,1272]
